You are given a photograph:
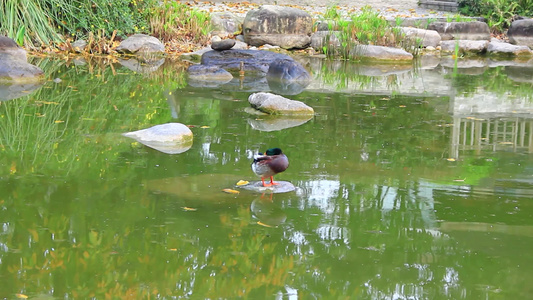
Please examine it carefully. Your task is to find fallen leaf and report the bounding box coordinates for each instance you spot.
[257,221,274,228]
[200,126,210,129]
[182,207,197,211]
[222,189,240,194]
[54,120,65,124]
[236,180,249,186]
[36,101,59,105]
[10,161,16,175]
[16,294,28,299]
[447,158,456,162]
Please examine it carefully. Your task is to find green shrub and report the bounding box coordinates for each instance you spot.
[459,0,533,32]
[47,0,157,39]
[149,1,211,44]
[319,6,411,59]
[0,0,157,48]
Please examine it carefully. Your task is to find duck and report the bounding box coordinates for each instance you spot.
[251,147,289,187]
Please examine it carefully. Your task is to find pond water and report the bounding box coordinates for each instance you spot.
[1,55,533,299]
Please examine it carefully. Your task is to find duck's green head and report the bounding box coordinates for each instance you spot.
[265,148,283,155]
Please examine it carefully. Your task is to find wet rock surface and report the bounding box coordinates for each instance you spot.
[239,181,296,193]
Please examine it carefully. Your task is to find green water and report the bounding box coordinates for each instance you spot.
[1,57,533,299]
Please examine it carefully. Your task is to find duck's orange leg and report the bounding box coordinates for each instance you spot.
[261,177,272,187]
[269,176,280,186]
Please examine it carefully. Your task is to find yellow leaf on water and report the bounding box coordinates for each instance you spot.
[182,207,197,211]
[236,180,249,186]
[200,126,210,129]
[399,105,407,108]
[447,158,456,162]
[16,294,28,299]
[222,189,240,194]
[257,221,274,228]
[54,120,64,124]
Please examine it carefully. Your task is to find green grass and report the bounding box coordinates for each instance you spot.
[318,6,420,60]
[0,0,64,48]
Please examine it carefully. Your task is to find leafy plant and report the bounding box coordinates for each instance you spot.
[149,0,211,45]
[15,25,25,46]
[318,5,409,60]
[0,0,64,48]
[459,0,532,32]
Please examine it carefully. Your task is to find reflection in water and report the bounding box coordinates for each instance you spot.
[450,116,533,158]
[2,57,533,299]
[250,196,287,227]
[0,82,43,101]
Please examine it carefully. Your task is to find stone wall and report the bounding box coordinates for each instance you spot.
[419,0,458,12]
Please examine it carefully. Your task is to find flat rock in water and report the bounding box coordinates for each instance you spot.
[201,49,304,75]
[123,123,193,154]
[248,92,314,115]
[239,181,296,193]
[487,41,532,57]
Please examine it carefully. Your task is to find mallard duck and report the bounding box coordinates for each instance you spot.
[251,147,289,187]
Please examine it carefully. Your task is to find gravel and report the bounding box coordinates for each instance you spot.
[187,0,454,20]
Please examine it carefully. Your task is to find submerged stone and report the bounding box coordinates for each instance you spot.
[239,181,296,193]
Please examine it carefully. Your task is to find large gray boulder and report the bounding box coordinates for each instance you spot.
[508,19,533,48]
[210,12,244,37]
[0,36,26,61]
[123,123,193,154]
[310,31,342,51]
[248,92,314,115]
[440,40,489,55]
[243,5,312,49]
[352,45,413,61]
[487,40,532,57]
[191,50,310,94]
[116,34,165,56]
[399,27,441,48]
[428,21,490,41]
[0,36,44,83]
[201,49,309,76]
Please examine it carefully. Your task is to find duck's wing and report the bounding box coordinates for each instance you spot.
[253,154,270,163]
